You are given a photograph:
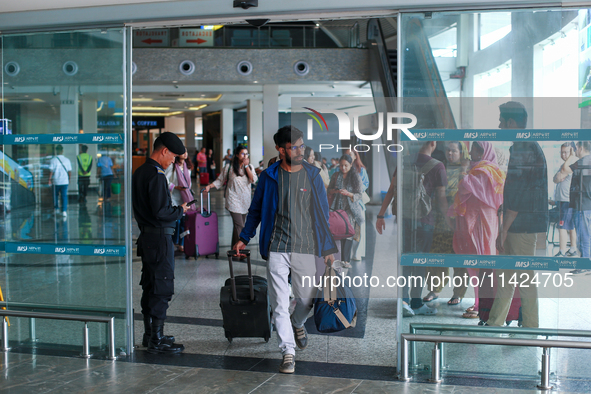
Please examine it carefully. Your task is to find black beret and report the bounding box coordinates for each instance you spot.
[156,132,185,155]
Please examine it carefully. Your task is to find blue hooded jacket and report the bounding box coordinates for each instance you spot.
[239,160,338,260]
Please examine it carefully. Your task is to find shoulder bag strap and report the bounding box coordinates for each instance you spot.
[56,156,68,173]
[420,158,440,175]
[223,164,232,198]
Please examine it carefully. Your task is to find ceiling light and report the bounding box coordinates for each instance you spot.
[177,94,222,102]
[188,104,208,111]
[133,111,183,117]
[172,80,178,83]
[132,106,170,111]
[132,98,153,102]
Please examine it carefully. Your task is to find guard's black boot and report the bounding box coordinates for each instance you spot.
[142,315,175,347]
[147,319,184,354]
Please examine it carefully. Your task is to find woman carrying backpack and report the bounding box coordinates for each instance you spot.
[203,145,257,249]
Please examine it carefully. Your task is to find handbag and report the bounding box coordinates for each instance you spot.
[314,266,357,333]
[329,209,355,240]
[361,191,370,205]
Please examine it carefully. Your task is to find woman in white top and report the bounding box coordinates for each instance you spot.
[165,152,194,252]
[304,146,330,188]
[203,145,257,247]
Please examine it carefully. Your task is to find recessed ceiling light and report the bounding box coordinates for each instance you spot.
[131,106,170,111]
[172,80,178,83]
[188,104,208,111]
[176,94,222,102]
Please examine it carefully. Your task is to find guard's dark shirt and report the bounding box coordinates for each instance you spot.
[132,158,183,229]
[503,141,548,233]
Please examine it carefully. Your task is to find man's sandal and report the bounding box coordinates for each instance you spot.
[447,297,462,306]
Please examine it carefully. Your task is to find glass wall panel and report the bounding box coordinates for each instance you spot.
[1,28,128,356]
[400,9,591,385]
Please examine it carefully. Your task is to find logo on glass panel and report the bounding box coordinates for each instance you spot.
[94,248,106,254]
[515,261,530,268]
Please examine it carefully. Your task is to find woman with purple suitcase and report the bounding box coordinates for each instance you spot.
[165,152,195,253]
[203,145,258,250]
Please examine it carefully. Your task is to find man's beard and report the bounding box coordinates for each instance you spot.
[285,155,302,165]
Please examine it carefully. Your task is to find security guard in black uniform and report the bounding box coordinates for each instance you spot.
[132,132,189,354]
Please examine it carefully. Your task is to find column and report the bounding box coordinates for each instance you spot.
[263,84,279,166]
[184,112,196,158]
[220,107,234,166]
[247,99,263,169]
[59,86,79,191]
[60,85,79,133]
[81,97,98,191]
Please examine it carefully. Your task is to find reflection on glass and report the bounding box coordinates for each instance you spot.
[1,28,127,352]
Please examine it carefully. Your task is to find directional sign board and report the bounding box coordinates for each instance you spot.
[179,28,214,47]
[133,29,170,47]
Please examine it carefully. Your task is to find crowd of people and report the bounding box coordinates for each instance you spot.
[375,101,591,328]
[132,101,591,373]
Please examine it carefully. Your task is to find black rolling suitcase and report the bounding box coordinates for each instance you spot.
[220,250,272,343]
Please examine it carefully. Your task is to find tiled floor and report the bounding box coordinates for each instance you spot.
[2,352,582,393]
[2,188,591,392]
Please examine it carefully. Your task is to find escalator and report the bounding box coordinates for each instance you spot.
[367,18,457,177]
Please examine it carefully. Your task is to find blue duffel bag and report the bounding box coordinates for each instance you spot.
[313,266,357,333]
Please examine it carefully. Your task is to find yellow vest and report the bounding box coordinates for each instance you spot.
[77,153,92,177]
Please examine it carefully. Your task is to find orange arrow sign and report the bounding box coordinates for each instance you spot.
[187,39,207,44]
[142,38,163,45]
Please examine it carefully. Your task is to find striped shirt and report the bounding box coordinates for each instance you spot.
[269,167,315,254]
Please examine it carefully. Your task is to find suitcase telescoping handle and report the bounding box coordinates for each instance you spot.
[200,188,211,217]
[226,249,254,302]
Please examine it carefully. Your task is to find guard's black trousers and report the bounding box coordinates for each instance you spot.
[138,232,175,320]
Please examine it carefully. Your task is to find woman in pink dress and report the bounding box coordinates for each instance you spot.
[449,141,505,318]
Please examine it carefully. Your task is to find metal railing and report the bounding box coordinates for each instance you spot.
[407,323,591,371]
[1,310,116,360]
[401,331,591,390]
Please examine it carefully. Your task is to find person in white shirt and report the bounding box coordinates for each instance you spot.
[48,144,72,218]
[203,145,257,248]
[165,152,194,252]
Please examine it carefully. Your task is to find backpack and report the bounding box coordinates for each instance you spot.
[402,157,440,220]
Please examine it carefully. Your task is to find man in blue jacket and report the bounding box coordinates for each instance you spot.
[234,125,337,374]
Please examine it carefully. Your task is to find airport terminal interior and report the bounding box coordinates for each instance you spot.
[2,1,591,392]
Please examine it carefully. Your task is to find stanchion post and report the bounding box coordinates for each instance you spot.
[107,317,116,360]
[29,317,37,342]
[399,337,410,381]
[430,342,442,383]
[1,315,9,351]
[537,347,553,390]
[81,322,91,358]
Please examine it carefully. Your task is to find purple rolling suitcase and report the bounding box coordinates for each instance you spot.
[184,190,219,259]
